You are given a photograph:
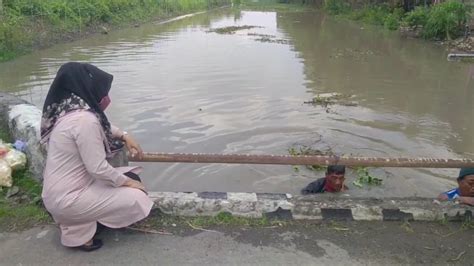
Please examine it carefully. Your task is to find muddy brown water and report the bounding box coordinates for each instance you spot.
[1,9,473,197]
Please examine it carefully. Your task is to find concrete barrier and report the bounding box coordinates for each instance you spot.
[149,192,473,221]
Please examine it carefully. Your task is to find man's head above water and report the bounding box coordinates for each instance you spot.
[458,168,474,197]
[301,165,347,194]
[323,165,346,192]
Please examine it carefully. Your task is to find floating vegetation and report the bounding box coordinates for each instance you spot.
[288,145,333,172]
[304,93,358,107]
[207,25,261,34]
[353,167,383,188]
[254,37,291,45]
[329,48,377,61]
[247,33,291,45]
[247,33,276,38]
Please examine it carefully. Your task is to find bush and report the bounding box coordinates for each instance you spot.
[384,13,400,30]
[404,6,430,28]
[323,0,350,15]
[423,0,469,40]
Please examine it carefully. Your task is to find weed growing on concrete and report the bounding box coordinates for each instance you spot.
[136,210,285,232]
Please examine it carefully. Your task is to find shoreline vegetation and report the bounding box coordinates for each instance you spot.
[0,0,471,62]
[240,0,472,52]
[321,0,471,40]
[0,0,231,62]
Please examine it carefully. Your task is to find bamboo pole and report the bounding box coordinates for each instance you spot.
[129,152,474,168]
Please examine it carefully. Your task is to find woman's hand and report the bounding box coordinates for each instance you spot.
[123,134,144,160]
[123,178,147,194]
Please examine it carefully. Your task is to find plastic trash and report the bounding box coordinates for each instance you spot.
[0,142,10,158]
[4,149,27,171]
[13,140,27,153]
[0,159,12,187]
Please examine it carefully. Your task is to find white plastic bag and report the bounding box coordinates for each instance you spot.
[4,149,27,171]
[0,141,9,159]
[0,159,12,187]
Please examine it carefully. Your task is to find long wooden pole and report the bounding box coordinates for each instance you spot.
[129,152,474,168]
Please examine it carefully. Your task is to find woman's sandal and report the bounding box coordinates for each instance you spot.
[77,239,103,252]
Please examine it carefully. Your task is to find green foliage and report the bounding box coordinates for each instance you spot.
[0,0,231,62]
[323,0,350,15]
[288,146,329,172]
[352,167,382,188]
[384,13,401,30]
[0,128,49,231]
[0,170,50,231]
[403,6,429,28]
[0,128,12,143]
[349,5,393,26]
[422,0,469,40]
[403,1,469,39]
[189,211,274,227]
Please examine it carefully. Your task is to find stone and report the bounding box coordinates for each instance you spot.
[8,104,45,181]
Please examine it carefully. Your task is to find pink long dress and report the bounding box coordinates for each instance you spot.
[41,110,153,247]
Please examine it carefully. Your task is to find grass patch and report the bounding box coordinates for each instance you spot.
[240,0,315,12]
[0,128,12,143]
[0,127,50,231]
[138,210,285,229]
[0,170,51,232]
[0,0,231,62]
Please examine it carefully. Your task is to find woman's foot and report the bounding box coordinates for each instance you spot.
[77,238,103,252]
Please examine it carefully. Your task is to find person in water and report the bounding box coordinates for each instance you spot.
[438,168,474,206]
[301,165,347,194]
[41,62,153,251]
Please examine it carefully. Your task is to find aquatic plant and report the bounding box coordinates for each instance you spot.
[353,167,382,188]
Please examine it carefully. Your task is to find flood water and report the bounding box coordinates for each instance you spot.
[1,8,473,197]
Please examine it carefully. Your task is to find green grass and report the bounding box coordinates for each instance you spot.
[0,128,12,143]
[338,0,469,39]
[240,0,315,11]
[0,0,231,62]
[138,211,284,231]
[0,169,51,232]
[0,127,50,231]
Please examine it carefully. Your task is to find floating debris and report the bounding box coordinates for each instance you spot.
[207,25,261,34]
[254,37,291,45]
[304,93,358,107]
[247,33,291,45]
[353,167,383,188]
[329,48,376,60]
[247,33,276,38]
[288,145,333,172]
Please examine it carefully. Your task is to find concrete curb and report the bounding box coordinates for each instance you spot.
[149,192,473,222]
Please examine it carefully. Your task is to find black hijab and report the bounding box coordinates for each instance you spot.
[41,62,122,156]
